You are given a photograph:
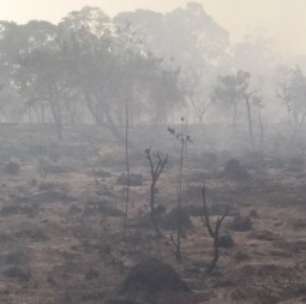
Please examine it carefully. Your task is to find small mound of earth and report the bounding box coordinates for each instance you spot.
[109,258,194,304]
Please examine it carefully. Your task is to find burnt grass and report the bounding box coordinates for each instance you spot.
[0,125,306,303]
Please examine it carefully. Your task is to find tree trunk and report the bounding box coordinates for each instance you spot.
[232,102,238,130]
[258,109,264,149]
[150,181,161,236]
[175,138,185,262]
[124,98,130,231]
[48,101,63,141]
[84,91,123,143]
[245,97,254,150]
[207,237,220,274]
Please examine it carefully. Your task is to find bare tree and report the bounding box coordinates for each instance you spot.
[277,66,306,143]
[168,118,192,261]
[212,70,256,149]
[201,185,229,273]
[252,94,265,149]
[182,67,212,124]
[145,148,168,236]
[123,97,130,231]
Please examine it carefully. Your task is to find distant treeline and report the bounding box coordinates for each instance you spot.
[0,2,305,144]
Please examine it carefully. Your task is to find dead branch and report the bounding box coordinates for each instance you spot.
[201,185,229,273]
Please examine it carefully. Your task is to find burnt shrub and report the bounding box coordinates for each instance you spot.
[109,258,192,304]
[199,152,218,172]
[31,190,72,204]
[0,249,31,283]
[83,194,123,217]
[186,205,205,217]
[187,203,237,218]
[290,218,306,230]
[30,182,74,204]
[267,157,285,170]
[120,258,190,293]
[230,215,252,232]
[249,209,259,219]
[2,266,31,282]
[161,207,192,232]
[14,223,49,242]
[3,161,20,175]
[248,230,279,242]
[98,205,124,217]
[85,269,100,280]
[287,157,304,173]
[219,234,235,248]
[94,169,112,178]
[0,250,28,266]
[234,251,250,263]
[117,174,144,187]
[83,203,124,218]
[0,205,38,217]
[223,159,249,180]
[243,151,265,170]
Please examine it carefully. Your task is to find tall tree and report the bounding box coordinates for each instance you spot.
[277,66,306,135]
[114,2,229,123]
[212,70,256,149]
[60,7,184,140]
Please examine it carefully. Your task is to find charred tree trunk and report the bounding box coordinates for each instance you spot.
[84,91,123,143]
[201,186,229,274]
[146,149,168,236]
[175,138,186,262]
[124,98,130,231]
[258,108,264,149]
[245,96,254,150]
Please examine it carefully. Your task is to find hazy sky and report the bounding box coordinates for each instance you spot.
[1,0,306,55]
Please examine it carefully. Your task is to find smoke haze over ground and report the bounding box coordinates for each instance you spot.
[0,1,306,304]
[1,0,306,54]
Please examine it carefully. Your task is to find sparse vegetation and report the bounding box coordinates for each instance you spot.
[231,214,253,232]
[145,148,168,235]
[4,161,20,175]
[201,185,229,273]
[168,118,192,262]
[0,1,305,304]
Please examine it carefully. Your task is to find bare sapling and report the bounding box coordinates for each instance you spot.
[145,148,168,236]
[201,185,229,273]
[168,117,192,262]
[123,97,130,233]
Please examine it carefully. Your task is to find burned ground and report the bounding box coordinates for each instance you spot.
[0,126,305,303]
